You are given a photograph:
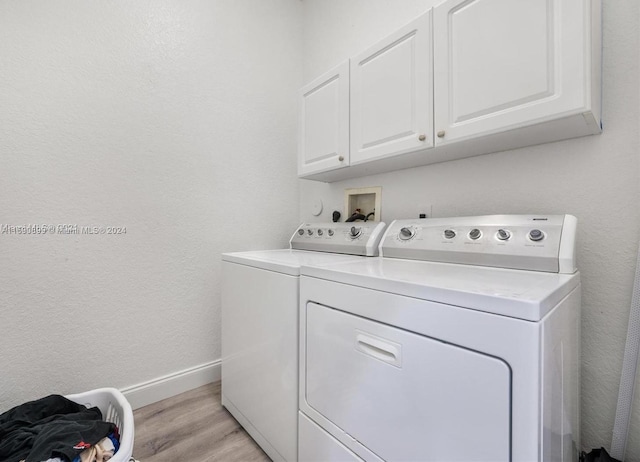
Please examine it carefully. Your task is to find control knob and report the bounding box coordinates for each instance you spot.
[317,229,323,236]
[297,229,304,236]
[399,227,415,241]
[328,229,334,237]
[443,229,456,239]
[529,229,544,241]
[469,228,482,240]
[349,227,362,239]
[307,229,313,236]
[497,229,511,241]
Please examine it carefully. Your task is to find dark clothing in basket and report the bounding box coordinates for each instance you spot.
[0,394,115,462]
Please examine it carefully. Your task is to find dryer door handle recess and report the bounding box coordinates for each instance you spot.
[355,331,402,368]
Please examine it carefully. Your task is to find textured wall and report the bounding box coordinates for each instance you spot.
[0,0,302,409]
[299,0,640,458]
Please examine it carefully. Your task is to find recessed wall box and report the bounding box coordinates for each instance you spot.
[344,186,382,222]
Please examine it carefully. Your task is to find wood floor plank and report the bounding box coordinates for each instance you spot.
[132,382,270,461]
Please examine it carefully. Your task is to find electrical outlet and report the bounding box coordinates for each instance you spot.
[419,205,433,218]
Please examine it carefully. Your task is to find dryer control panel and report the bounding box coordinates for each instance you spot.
[380,215,577,273]
[291,222,387,256]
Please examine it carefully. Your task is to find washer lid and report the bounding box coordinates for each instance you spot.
[222,249,368,276]
[301,258,580,321]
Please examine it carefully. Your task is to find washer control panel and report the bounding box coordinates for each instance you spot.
[381,215,577,273]
[291,222,387,256]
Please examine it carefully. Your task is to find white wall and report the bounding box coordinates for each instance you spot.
[2,0,639,457]
[300,0,640,458]
[0,0,302,409]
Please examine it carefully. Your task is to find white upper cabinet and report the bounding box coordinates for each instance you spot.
[298,61,350,177]
[433,0,601,145]
[298,0,601,182]
[350,11,433,165]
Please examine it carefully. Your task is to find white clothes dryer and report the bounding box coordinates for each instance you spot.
[221,222,386,462]
[298,215,580,462]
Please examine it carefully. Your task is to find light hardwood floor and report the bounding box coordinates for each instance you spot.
[132,382,270,461]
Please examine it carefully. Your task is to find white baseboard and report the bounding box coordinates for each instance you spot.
[120,360,221,410]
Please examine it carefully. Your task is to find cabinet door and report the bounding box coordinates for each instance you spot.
[350,11,433,165]
[299,61,349,177]
[434,0,590,144]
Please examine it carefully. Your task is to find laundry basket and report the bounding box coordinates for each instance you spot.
[66,388,134,462]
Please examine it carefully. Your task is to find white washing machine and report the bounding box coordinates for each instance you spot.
[221,222,387,462]
[298,215,580,462]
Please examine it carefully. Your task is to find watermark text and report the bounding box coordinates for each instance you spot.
[1,224,127,235]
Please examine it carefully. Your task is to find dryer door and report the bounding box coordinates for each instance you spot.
[304,302,511,461]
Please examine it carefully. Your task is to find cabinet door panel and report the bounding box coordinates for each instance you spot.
[299,61,349,176]
[351,11,433,165]
[434,0,587,143]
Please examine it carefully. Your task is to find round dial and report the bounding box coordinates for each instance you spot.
[297,229,304,236]
[529,229,544,241]
[328,229,334,237]
[468,228,482,240]
[307,229,314,236]
[443,229,456,239]
[317,229,323,236]
[399,227,415,241]
[497,229,511,241]
[349,226,362,239]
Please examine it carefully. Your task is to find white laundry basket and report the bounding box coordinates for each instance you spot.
[66,387,135,462]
